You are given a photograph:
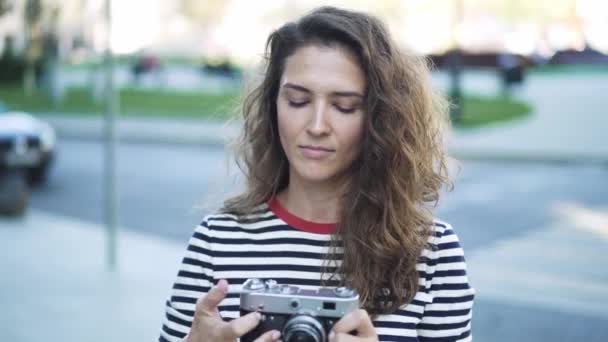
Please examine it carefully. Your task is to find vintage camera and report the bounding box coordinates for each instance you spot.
[240,278,359,342]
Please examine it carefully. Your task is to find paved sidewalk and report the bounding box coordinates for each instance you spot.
[42,114,240,146]
[445,72,608,163]
[467,202,608,319]
[0,211,184,342]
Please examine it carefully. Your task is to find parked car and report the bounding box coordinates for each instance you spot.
[0,110,56,216]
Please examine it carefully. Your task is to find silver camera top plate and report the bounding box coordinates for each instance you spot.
[240,278,360,317]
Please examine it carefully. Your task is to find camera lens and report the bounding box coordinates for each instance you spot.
[287,331,318,342]
[283,315,325,342]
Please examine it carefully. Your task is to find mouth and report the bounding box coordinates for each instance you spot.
[299,145,335,152]
[298,145,335,159]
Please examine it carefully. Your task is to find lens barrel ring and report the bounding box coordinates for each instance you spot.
[282,314,326,342]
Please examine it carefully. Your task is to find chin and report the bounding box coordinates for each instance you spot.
[293,167,345,185]
[300,172,335,183]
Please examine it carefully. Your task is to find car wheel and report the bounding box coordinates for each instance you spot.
[0,169,29,216]
[29,162,49,186]
[28,153,54,187]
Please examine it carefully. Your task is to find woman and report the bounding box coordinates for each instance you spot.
[160,6,474,342]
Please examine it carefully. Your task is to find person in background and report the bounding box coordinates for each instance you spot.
[160,6,475,342]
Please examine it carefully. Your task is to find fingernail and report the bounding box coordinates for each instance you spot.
[272,330,281,339]
[215,279,228,293]
[255,312,262,320]
[328,330,335,341]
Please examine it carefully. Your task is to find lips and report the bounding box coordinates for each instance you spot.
[298,145,335,159]
[299,145,334,152]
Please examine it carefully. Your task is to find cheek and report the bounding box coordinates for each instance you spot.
[341,121,365,156]
[277,102,306,141]
[276,103,297,149]
[276,106,289,139]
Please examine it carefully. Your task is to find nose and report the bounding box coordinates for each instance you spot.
[307,100,331,136]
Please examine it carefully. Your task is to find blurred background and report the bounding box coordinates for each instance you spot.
[0,0,607,341]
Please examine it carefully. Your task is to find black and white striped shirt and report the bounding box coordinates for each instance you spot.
[159,199,475,341]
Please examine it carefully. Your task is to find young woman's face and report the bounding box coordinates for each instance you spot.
[276,44,366,187]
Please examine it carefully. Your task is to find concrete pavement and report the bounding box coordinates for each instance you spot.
[445,72,608,163]
[42,114,240,146]
[0,211,184,342]
[467,202,608,319]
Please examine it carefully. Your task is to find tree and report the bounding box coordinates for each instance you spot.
[0,0,14,52]
[0,0,12,17]
[0,0,22,83]
[23,0,43,94]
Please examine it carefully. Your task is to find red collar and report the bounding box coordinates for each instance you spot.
[268,197,336,234]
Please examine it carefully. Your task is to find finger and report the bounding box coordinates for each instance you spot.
[253,329,281,342]
[221,311,262,339]
[332,309,376,337]
[329,331,360,342]
[331,309,364,333]
[196,279,229,315]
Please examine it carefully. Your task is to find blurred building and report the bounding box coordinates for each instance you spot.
[0,0,607,64]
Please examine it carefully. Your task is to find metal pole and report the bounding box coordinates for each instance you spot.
[449,0,464,123]
[104,0,119,271]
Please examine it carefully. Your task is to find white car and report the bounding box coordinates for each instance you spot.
[0,111,56,215]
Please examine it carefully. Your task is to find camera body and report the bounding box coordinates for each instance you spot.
[239,278,359,342]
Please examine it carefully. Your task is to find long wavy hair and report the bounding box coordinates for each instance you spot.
[222,6,451,315]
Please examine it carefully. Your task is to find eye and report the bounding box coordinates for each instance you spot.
[335,105,357,114]
[288,100,308,108]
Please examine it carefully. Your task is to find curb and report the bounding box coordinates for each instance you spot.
[44,114,239,146]
[449,149,608,166]
[53,125,233,146]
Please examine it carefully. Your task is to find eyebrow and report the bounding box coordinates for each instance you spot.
[282,83,364,98]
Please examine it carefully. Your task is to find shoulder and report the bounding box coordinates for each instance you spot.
[428,219,463,250]
[420,219,468,269]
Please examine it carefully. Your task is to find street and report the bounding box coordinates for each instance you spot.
[31,138,608,248]
[25,138,608,341]
[30,138,240,243]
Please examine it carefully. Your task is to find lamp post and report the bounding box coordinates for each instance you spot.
[448,0,464,123]
[104,0,119,271]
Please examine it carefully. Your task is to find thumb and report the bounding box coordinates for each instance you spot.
[196,279,229,316]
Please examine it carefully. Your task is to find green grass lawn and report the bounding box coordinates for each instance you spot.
[1,83,531,127]
[529,64,608,75]
[0,84,240,119]
[453,95,532,129]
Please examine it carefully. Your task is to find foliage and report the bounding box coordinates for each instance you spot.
[0,0,12,17]
[25,0,42,25]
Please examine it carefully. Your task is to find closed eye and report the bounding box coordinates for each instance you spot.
[288,100,309,108]
[335,105,357,114]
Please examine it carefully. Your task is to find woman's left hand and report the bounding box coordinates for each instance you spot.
[329,309,379,342]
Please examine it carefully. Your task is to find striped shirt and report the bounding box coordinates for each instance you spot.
[159,199,475,341]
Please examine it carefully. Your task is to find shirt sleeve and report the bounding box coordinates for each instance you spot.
[159,217,215,342]
[417,223,475,341]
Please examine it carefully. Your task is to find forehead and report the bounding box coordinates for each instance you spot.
[280,45,366,94]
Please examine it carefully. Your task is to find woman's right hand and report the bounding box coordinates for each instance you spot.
[185,279,281,342]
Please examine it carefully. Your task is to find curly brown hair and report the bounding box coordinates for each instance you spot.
[222,6,451,315]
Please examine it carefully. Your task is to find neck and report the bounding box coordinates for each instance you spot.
[277,176,347,224]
